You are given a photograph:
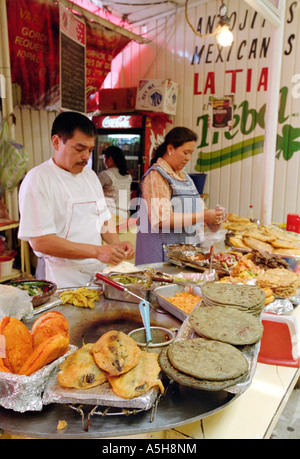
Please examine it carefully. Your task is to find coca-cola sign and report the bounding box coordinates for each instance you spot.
[93,114,143,129]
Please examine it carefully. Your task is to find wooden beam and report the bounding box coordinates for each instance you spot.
[58,0,150,43]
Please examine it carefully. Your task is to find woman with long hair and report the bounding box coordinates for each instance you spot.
[98,145,132,219]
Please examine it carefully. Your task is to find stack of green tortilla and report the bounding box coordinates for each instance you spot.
[159,337,249,391]
[201,282,266,317]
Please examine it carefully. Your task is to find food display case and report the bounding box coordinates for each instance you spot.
[92,113,170,213]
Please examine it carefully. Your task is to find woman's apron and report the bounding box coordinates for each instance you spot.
[36,173,106,288]
[135,165,204,265]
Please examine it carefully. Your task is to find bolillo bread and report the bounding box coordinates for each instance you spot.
[0,316,33,374]
[31,311,69,349]
[19,334,69,376]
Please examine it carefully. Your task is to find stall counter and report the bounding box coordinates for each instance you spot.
[148,303,300,440]
[0,272,299,440]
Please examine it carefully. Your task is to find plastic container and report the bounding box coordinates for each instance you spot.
[286,214,300,233]
[189,173,207,195]
[248,205,254,221]
[258,312,300,368]
[0,256,14,277]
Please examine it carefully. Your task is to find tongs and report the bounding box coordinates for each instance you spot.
[95,273,152,345]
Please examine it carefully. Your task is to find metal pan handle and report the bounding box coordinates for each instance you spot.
[95,273,125,292]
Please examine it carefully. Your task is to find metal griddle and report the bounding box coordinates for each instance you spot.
[0,263,239,439]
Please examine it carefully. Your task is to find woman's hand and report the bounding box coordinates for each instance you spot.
[204,207,227,232]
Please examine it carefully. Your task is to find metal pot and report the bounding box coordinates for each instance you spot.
[128,326,175,354]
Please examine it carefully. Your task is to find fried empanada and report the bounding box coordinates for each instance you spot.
[229,236,248,249]
[92,330,141,376]
[57,343,107,389]
[0,316,33,374]
[243,236,274,253]
[107,351,164,399]
[31,311,69,349]
[0,358,11,373]
[19,334,69,376]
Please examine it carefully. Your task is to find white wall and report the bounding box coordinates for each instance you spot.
[13,0,300,224]
[104,0,300,224]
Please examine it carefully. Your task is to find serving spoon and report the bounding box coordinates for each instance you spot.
[95,272,153,346]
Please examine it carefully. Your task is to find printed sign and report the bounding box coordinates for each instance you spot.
[59,4,86,112]
[6,0,131,111]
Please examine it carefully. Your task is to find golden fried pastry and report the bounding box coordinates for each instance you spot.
[227,213,250,223]
[243,231,276,243]
[243,236,274,253]
[92,330,141,376]
[271,239,300,249]
[273,248,300,256]
[31,311,69,349]
[0,316,33,374]
[0,358,11,373]
[19,334,69,376]
[229,236,249,249]
[107,351,164,399]
[57,343,107,389]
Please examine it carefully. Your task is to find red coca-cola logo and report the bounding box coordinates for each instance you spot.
[102,115,132,128]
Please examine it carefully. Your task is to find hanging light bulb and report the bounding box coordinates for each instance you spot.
[185,0,233,47]
[216,2,233,47]
[216,24,234,47]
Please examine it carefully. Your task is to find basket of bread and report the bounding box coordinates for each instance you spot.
[0,311,74,412]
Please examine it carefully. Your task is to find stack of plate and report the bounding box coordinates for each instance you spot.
[201,282,266,317]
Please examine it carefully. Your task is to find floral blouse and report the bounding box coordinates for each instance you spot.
[141,158,188,229]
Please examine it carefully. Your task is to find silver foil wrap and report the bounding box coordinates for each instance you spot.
[0,346,76,413]
[43,370,160,411]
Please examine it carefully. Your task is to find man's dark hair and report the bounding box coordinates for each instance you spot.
[51,111,96,143]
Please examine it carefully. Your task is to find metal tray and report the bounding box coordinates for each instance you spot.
[0,263,241,438]
[152,284,202,322]
[103,271,151,303]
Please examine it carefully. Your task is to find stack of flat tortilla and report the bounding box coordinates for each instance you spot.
[201,282,266,317]
[189,304,263,346]
[159,347,247,391]
[159,337,249,391]
[159,282,266,391]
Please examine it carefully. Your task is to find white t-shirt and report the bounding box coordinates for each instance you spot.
[98,168,132,218]
[19,158,110,241]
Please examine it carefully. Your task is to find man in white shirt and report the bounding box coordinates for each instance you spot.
[18,111,134,288]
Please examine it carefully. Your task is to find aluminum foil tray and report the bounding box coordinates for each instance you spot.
[0,345,76,413]
[152,284,202,322]
[43,371,160,411]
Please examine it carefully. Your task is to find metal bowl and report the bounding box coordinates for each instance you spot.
[128,326,175,354]
[9,280,57,307]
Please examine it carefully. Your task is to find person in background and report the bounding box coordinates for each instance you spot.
[18,112,134,288]
[98,146,132,220]
[135,127,227,265]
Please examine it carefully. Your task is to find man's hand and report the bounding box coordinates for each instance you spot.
[95,244,127,265]
[118,241,135,260]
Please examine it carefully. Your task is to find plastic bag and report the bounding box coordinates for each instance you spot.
[200,228,227,253]
[0,284,33,321]
[0,121,28,189]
